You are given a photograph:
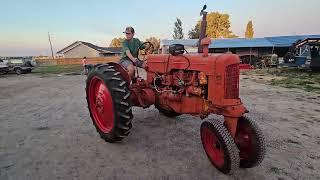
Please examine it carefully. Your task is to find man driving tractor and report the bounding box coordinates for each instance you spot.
[119,26,146,78]
[85,6,265,175]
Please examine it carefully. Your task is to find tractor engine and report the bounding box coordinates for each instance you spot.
[129,38,246,119]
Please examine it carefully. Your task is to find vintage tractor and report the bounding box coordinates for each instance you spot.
[85,5,265,175]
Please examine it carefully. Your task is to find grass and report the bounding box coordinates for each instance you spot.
[33,65,83,75]
[242,68,320,92]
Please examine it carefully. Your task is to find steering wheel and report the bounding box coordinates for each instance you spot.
[137,42,154,61]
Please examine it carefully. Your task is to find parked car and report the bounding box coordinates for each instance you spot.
[2,58,37,75]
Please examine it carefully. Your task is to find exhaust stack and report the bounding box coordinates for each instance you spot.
[198,5,208,53]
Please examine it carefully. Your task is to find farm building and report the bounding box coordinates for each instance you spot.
[57,41,121,58]
[161,34,320,64]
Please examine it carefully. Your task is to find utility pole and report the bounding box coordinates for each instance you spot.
[48,32,54,59]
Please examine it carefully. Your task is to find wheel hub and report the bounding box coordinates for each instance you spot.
[202,126,225,168]
[235,125,253,160]
[95,93,104,114]
[88,76,115,133]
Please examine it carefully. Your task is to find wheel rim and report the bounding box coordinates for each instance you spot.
[201,124,225,168]
[88,76,114,133]
[235,122,253,160]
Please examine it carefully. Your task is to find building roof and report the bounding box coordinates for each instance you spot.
[57,41,121,54]
[161,34,320,49]
[210,38,274,48]
[161,39,199,47]
[265,35,320,47]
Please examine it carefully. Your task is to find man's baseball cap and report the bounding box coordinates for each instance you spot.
[123,26,135,34]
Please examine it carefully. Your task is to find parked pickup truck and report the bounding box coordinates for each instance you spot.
[0,58,37,75]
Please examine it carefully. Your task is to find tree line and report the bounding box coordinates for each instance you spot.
[109,11,255,51]
[178,12,254,39]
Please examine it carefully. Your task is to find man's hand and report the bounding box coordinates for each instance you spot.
[126,50,137,63]
[132,57,138,62]
[131,58,138,65]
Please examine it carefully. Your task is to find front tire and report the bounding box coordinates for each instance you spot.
[0,71,8,75]
[86,64,133,143]
[235,116,266,168]
[200,120,240,174]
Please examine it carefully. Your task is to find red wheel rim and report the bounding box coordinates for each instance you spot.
[235,124,253,160]
[88,76,114,133]
[201,125,225,168]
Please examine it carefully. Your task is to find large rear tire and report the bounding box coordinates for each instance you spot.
[86,64,133,143]
[235,116,266,168]
[200,120,240,174]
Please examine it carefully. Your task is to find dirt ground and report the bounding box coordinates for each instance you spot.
[0,72,319,180]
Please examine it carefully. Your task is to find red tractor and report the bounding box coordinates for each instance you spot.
[85,5,265,175]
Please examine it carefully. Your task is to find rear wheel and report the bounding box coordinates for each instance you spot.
[200,120,240,174]
[86,64,133,143]
[235,116,266,168]
[15,67,22,75]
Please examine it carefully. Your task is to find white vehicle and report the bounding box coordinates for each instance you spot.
[0,58,37,75]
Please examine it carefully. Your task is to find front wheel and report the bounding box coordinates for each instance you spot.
[86,64,133,143]
[200,120,240,174]
[235,116,266,168]
[0,71,8,75]
[15,67,22,75]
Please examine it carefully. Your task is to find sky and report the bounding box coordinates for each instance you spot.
[0,0,319,56]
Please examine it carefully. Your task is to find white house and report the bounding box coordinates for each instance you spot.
[57,41,122,58]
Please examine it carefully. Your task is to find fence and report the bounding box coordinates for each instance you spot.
[35,57,120,66]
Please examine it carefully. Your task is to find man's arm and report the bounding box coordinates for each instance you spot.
[125,50,137,62]
[122,41,137,63]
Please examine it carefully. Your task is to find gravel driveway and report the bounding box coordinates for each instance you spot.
[0,73,319,180]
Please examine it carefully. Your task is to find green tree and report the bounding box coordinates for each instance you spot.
[188,23,200,39]
[145,37,160,52]
[245,20,254,38]
[109,38,125,47]
[188,12,238,39]
[173,18,184,39]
